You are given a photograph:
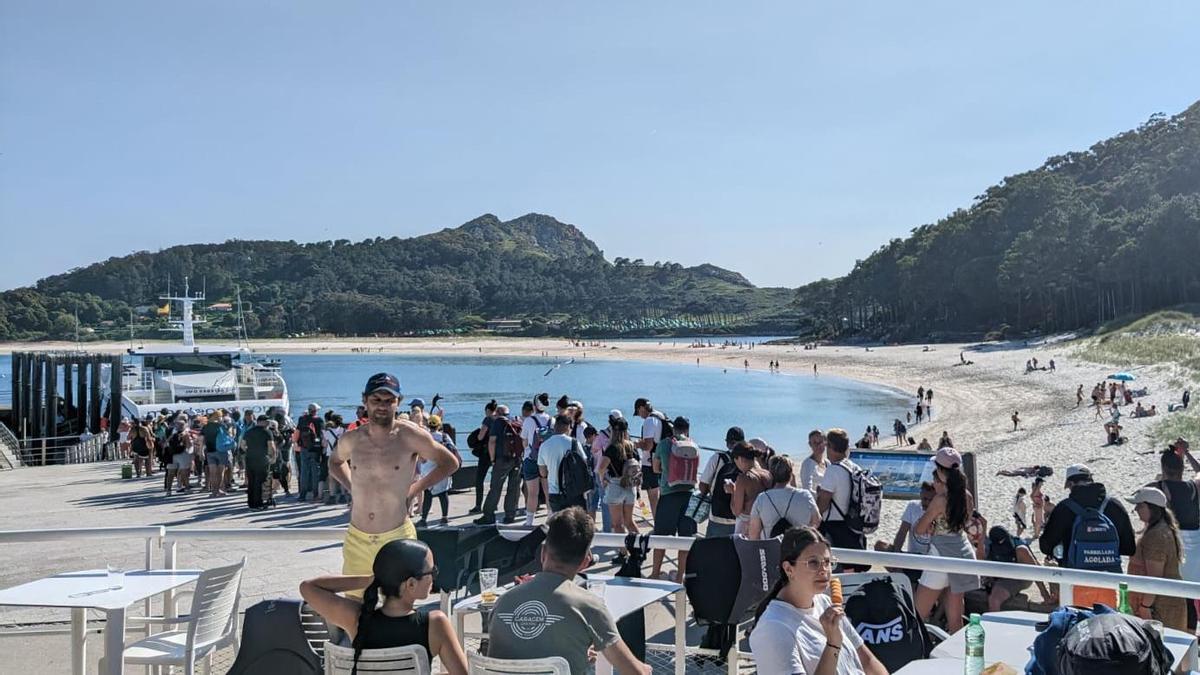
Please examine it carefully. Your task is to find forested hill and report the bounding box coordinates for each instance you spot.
[798,99,1200,341]
[0,213,797,340]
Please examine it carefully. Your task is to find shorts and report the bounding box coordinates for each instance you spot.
[207,451,231,467]
[172,453,192,470]
[521,457,540,481]
[342,521,418,598]
[605,481,637,505]
[642,466,661,490]
[652,490,698,537]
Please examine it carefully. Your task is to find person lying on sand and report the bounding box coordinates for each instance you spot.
[996,465,1054,478]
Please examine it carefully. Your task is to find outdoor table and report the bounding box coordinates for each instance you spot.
[453,574,687,675]
[0,569,202,675]
[892,657,964,674]
[930,610,1199,672]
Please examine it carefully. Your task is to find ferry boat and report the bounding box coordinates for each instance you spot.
[119,282,289,419]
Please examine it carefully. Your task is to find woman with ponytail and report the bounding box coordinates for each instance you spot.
[300,539,467,675]
[749,526,888,675]
[1127,486,1188,630]
[914,446,980,633]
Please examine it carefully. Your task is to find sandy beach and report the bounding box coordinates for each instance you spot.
[3,334,1186,545]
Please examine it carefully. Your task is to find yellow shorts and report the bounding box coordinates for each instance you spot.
[342,520,418,597]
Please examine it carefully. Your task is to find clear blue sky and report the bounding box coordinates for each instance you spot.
[2,2,1198,291]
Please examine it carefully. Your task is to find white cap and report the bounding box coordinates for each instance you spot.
[1064,463,1092,487]
[1126,486,1168,509]
[609,409,624,421]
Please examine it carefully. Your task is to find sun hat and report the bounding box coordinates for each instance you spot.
[1126,486,1168,509]
[1064,463,1092,487]
[363,372,401,398]
[934,446,962,469]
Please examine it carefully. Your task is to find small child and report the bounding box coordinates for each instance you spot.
[1013,487,1028,538]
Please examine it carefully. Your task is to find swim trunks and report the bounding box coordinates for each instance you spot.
[342,520,418,597]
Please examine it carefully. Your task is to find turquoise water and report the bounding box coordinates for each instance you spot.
[0,352,908,453]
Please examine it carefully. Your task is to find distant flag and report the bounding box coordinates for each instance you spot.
[156,303,171,316]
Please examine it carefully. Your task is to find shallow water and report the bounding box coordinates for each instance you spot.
[0,351,909,453]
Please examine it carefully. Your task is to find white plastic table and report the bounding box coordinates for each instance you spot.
[893,657,963,674]
[0,569,201,675]
[454,574,687,675]
[930,610,1199,671]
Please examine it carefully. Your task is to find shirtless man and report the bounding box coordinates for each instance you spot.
[329,372,459,592]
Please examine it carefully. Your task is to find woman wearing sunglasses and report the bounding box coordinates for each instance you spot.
[749,526,888,675]
[300,539,468,675]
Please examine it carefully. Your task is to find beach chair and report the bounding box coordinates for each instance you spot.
[323,642,430,675]
[466,653,570,675]
[115,558,245,675]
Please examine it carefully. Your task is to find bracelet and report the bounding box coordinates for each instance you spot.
[825,643,842,652]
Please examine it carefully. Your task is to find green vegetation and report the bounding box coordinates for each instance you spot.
[1075,308,1200,376]
[1153,409,1200,446]
[796,100,1200,341]
[0,213,798,340]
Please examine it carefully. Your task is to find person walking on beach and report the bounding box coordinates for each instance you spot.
[1076,385,1084,407]
[328,373,459,595]
[1030,477,1046,538]
[1013,487,1028,537]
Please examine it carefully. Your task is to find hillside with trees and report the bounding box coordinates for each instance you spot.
[0,213,797,340]
[797,99,1200,341]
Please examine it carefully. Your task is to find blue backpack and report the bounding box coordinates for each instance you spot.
[1025,604,1113,675]
[217,431,237,453]
[1063,498,1121,572]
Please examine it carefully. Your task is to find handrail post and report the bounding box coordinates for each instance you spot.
[163,538,178,619]
[674,589,686,675]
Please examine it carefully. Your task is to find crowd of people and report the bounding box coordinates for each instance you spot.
[112,367,1200,673]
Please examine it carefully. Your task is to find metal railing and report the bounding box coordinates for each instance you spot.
[6,526,1200,673]
[15,434,114,466]
[0,422,21,469]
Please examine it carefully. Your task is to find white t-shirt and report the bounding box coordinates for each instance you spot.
[749,595,865,675]
[700,451,728,486]
[520,412,551,459]
[751,487,819,536]
[799,456,829,492]
[323,427,344,458]
[639,415,662,466]
[537,434,575,495]
[900,500,931,554]
[818,458,861,522]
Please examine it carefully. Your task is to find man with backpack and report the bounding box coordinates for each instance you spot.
[816,427,876,572]
[634,398,665,516]
[475,403,524,525]
[519,397,553,526]
[539,414,592,512]
[698,426,745,538]
[650,416,700,582]
[295,403,325,503]
[1039,463,1136,606]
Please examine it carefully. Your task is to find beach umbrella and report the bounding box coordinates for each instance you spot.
[1109,372,1137,382]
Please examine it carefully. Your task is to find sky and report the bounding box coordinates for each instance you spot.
[2,2,1198,291]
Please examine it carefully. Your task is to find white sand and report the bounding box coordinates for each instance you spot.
[2,335,1184,546]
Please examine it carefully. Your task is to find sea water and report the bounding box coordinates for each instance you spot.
[0,351,909,454]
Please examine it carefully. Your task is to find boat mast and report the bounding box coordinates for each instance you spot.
[160,276,207,347]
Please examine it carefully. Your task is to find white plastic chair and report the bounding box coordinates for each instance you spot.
[467,652,570,675]
[119,559,245,675]
[323,642,430,674]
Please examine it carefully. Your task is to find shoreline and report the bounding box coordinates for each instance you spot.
[2,335,1184,541]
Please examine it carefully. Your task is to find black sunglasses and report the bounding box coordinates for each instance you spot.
[413,566,439,579]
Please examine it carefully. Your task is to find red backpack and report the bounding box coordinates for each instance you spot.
[503,418,525,459]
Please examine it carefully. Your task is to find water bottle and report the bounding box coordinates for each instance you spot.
[964,613,985,675]
[1117,582,1132,614]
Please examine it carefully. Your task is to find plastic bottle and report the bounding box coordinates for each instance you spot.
[964,613,985,675]
[1118,582,1132,614]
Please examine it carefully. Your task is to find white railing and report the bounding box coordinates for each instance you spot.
[7,526,1200,674]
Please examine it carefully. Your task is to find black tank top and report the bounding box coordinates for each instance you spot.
[1157,480,1200,530]
[358,610,431,659]
[131,435,150,456]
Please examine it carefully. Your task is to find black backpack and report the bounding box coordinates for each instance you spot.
[710,452,739,520]
[843,577,932,672]
[227,599,327,675]
[767,490,800,538]
[1058,612,1173,675]
[986,526,1019,564]
[558,439,593,500]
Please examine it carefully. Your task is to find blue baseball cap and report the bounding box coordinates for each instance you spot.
[363,372,401,398]
[409,398,426,409]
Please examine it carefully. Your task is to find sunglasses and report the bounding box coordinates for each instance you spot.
[412,566,439,579]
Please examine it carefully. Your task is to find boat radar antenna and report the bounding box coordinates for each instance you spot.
[159,275,207,347]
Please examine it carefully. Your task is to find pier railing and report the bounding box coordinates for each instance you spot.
[5,526,1200,674]
[15,434,113,466]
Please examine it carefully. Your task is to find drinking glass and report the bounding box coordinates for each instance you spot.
[106,564,125,590]
[479,568,498,604]
[588,577,607,600]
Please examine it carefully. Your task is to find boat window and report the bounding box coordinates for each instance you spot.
[143,354,233,373]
